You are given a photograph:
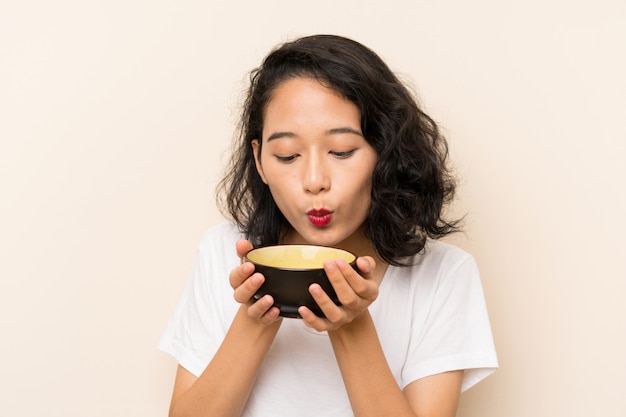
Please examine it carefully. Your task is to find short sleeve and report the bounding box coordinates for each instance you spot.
[401,255,498,391]
[157,223,241,377]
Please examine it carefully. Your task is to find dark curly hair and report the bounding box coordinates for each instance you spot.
[217,34,460,266]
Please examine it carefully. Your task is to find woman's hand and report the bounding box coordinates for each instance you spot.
[298,256,379,331]
[229,240,282,325]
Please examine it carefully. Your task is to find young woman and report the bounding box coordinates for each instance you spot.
[159,34,498,417]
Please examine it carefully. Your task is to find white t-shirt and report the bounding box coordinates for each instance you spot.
[158,222,498,416]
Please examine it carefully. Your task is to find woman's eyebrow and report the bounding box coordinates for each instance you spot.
[326,127,363,137]
[266,127,363,142]
[266,131,297,142]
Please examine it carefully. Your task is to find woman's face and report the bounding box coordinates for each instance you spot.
[252,77,378,250]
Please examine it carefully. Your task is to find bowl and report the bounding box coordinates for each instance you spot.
[245,245,358,318]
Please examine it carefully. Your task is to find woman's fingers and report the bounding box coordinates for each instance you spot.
[248,294,280,321]
[325,258,378,307]
[232,242,378,329]
[229,240,282,325]
[229,239,262,303]
[236,239,254,260]
[232,271,264,304]
[229,261,255,289]
[348,256,378,298]
[300,255,381,331]
[299,304,329,331]
[355,256,376,278]
[229,239,256,290]
[312,283,347,321]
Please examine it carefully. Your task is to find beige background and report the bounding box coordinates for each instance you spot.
[1,1,624,416]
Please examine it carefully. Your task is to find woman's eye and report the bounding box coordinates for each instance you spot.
[330,149,356,159]
[274,154,298,163]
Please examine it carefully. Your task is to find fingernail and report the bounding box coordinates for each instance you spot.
[324,260,336,271]
[310,284,322,296]
[252,273,263,285]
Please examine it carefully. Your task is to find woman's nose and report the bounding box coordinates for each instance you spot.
[302,155,330,194]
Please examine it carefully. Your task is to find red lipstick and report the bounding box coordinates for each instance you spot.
[307,209,332,227]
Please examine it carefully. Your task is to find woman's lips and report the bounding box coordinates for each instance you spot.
[307,209,332,227]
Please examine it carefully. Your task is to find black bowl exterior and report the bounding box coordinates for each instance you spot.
[252,263,358,318]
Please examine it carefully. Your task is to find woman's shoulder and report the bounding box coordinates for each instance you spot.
[424,239,473,262]
[411,239,473,267]
[201,221,245,239]
[391,239,476,281]
[196,221,246,256]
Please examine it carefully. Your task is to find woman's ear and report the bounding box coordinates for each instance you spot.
[251,139,268,184]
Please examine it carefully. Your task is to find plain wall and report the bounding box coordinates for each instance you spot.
[1,1,624,416]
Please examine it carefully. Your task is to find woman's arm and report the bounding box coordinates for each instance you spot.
[168,240,282,417]
[328,311,463,417]
[404,371,463,417]
[168,305,281,417]
[300,258,463,417]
